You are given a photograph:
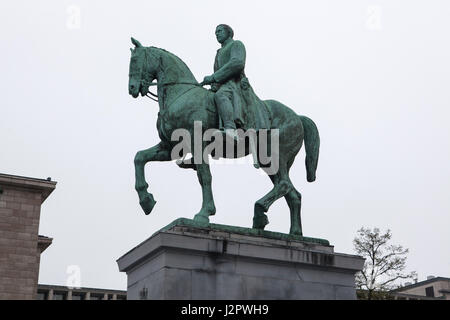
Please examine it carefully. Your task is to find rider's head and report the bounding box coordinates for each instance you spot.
[215,24,234,44]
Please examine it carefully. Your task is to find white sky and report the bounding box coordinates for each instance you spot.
[1,1,449,290]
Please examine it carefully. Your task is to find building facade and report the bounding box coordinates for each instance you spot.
[391,277,450,300]
[0,173,56,300]
[37,284,126,300]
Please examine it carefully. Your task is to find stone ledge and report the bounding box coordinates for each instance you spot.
[157,218,330,245]
[117,219,364,275]
[0,173,56,203]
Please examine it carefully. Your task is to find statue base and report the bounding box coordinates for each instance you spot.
[117,218,364,300]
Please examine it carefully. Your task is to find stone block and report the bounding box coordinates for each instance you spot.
[163,268,192,299]
[118,220,364,300]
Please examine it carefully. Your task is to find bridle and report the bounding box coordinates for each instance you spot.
[136,48,202,103]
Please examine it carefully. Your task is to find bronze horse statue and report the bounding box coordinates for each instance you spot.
[128,38,320,236]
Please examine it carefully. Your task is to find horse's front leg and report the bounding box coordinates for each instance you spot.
[193,163,216,224]
[134,143,171,215]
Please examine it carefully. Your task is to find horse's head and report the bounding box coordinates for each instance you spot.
[128,37,158,98]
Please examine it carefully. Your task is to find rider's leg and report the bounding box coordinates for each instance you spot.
[214,86,236,131]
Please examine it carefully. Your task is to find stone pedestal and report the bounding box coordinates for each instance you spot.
[117,219,364,300]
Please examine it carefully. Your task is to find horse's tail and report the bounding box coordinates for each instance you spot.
[299,115,320,182]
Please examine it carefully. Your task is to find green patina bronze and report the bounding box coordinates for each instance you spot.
[128,25,320,237]
[201,24,270,133]
[154,218,329,246]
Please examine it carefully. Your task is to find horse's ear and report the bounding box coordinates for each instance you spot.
[131,37,142,48]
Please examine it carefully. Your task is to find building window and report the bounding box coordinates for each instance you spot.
[53,292,66,300]
[89,294,103,300]
[71,293,85,300]
[37,291,48,300]
[425,286,435,297]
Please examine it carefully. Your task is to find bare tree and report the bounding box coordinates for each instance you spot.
[353,227,417,300]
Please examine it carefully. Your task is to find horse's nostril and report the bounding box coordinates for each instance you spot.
[130,85,135,90]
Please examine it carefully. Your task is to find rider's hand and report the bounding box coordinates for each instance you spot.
[211,83,219,92]
[202,75,215,85]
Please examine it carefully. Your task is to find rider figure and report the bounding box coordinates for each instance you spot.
[202,24,246,140]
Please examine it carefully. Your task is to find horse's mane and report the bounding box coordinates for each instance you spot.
[150,46,198,84]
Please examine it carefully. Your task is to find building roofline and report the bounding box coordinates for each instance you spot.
[38,284,126,294]
[0,173,55,183]
[0,173,57,202]
[391,277,450,292]
[38,235,53,253]
[391,292,445,300]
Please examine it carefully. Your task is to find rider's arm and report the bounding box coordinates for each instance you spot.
[214,51,219,72]
[212,41,246,83]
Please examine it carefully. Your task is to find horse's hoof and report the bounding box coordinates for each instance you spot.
[289,229,303,237]
[253,216,269,230]
[253,213,269,230]
[193,214,210,226]
[253,203,269,230]
[140,194,156,215]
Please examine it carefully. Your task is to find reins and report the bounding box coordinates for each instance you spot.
[145,81,203,103]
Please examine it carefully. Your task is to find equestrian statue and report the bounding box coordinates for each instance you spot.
[128,24,320,236]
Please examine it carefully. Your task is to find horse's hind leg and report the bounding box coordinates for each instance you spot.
[253,173,278,229]
[193,163,216,224]
[285,159,303,236]
[285,188,302,236]
[253,164,293,230]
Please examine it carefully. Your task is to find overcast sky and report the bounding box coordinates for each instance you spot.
[1,0,449,290]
